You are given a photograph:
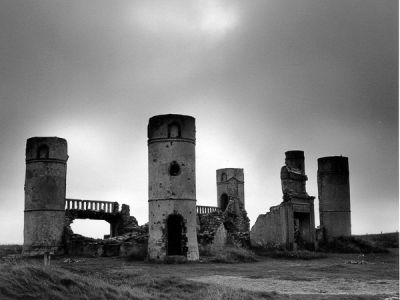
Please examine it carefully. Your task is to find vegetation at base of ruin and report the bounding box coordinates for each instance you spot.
[125,246,148,261]
[254,249,328,260]
[206,246,258,263]
[355,232,399,249]
[319,236,390,254]
[0,245,22,258]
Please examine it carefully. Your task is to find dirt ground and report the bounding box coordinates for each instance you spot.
[53,249,399,299]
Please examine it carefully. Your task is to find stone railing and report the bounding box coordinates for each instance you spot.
[65,198,118,213]
[196,205,220,215]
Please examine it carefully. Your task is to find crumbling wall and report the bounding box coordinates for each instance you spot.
[250,206,285,249]
[250,151,316,251]
[197,211,225,248]
[198,200,250,252]
[116,204,139,235]
[63,204,145,258]
[63,220,148,258]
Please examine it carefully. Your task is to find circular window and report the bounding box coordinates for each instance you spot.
[169,161,181,176]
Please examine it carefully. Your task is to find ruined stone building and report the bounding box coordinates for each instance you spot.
[22,116,351,258]
[147,114,199,261]
[23,137,138,256]
[250,151,316,250]
[217,168,245,213]
[318,156,351,240]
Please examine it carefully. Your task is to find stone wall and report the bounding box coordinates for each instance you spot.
[198,199,250,251]
[63,220,148,258]
[250,205,286,249]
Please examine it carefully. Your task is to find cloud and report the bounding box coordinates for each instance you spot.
[129,0,238,38]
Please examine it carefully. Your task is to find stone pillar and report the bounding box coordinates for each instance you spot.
[216,168,245,212]
[147,114,199,261]
[318,156,351,240]
[281,150,308,198]
[23,137,68,256]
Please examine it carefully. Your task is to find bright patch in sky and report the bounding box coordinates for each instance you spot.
[131,0,238,37]
[199,1,238,35]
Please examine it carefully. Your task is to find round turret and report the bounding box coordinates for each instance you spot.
[147,114,199,262]
[318,156,351,239]
[23,137,68,255]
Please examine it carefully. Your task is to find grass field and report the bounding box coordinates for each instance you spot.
[1,233,398,299]
[0,249,398,299]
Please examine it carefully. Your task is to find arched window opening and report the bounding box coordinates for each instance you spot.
[167,214,185,256]
[37,144,49,159]
[221,173,227,182]
[168,122,181,138]
[220,193,229,211]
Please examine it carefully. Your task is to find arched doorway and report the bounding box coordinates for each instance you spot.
[167,214,185,255]
[220,193,229,211]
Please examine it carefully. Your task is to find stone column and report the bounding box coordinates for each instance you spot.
[23,137,68,256]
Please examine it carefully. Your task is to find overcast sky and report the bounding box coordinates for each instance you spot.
[0,0,398,243]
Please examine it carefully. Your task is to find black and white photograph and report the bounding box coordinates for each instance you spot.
[0,0,398,299]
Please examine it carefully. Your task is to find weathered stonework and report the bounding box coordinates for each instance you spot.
[250,151,315,250]
[147,114,199,261]
[318,156,351,240]
[216,168,245,213]
[23,137,68,256]
[63,219,148,258]
[197,198,250,252]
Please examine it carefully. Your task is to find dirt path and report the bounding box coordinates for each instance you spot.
[189,275,399,297]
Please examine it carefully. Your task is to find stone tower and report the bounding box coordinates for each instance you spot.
[23,137,68,255]
[147,114,199,261]
[216,168,244,213]
[318,156,351,240]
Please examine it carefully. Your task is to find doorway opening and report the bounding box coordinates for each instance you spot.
[167,214,186,256]
[293,212,311,249]
[220,193,229,211]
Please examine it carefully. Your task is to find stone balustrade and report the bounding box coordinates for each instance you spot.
[65,198,118,213]
[196,205,220,215]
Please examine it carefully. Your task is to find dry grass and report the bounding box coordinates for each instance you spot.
[355,232,399,249]
[207,246,258,263]
[319,236,390,253]
[255,249,328,260]
[0,261,277,300]
[0,262,149,300]
[0,246,397,299]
